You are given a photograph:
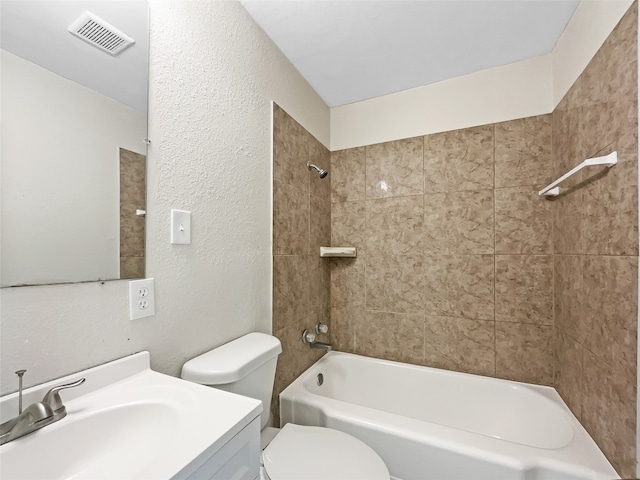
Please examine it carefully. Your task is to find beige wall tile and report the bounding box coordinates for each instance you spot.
[582,349,636,478]
[495,186,552,254]
[495,255,553,325]
[424,315,495,376]
[120,222,145,257]
[273,180,309,255]
[308,255,330,320]
[309,135,331,200]
[120,148,146,275]
[120,149,146,206]
[330,307,360,354]
[355,311,424,365]
[553,186,584,255]
[583,131,638,256]
[330,256,365,310]
[424,189,494,255]
[366,254,425,314]
[579,2,637,158]
[424,255,494,320]
[120,256,144,280]
[495,323,553,385]
[331,201,366,253]
[582,255,638,382]
[495,115,552,188]
[366,137,424,198]
[554,329,584,420]
[554,255,585,343]
[366,196,424,255]
[331,147,366,203]
[273,255,309,332]
[309,195,331,254]
[273,104,309,189]
[552,80,584,178]
[424,125,494,193]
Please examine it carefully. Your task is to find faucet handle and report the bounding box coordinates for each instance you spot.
[315,323,329,335]
[42,378,85,413]
[15,370,26,414]
[302,329,316,344]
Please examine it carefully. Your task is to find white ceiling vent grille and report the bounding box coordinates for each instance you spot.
[68,11,135,56]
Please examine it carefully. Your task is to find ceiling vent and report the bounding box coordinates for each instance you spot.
[68,11,135,56]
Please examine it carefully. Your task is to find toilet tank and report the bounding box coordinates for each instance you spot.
[181,332,282,430]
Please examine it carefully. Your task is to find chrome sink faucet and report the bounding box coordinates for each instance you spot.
[0,370,85,445]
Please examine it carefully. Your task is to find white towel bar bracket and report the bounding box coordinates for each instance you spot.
[539,151,617,197]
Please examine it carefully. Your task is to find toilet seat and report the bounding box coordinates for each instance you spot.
[262,424,389,480]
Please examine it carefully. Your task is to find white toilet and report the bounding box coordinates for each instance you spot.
[181,332,389,480]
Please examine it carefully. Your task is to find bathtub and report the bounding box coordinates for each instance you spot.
[279,352,619,480]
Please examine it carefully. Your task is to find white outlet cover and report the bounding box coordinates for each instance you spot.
[129,278,155,320]
[171,209,191,245]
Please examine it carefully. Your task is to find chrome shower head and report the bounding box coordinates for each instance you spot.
[307,162,328,179]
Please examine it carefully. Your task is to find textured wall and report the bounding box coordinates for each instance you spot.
[330,115,554,384]
[272,104,331,425]
[0,1,329,396]
[553,3,638,476]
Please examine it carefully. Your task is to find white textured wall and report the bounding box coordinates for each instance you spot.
[331,0,633,151]
[1,51,146,287]
[0,1,329,395]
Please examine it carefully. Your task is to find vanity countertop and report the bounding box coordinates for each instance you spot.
[0,351,262,479]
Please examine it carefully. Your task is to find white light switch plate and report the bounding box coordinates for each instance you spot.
[171,209,191,245]
[129,278,155,320]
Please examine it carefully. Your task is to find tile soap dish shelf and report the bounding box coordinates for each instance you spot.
[320,246,356,258]
[539,151,617,197]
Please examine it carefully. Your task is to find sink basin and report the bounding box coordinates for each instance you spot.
[3,403,179,479]
[0,352,262,479]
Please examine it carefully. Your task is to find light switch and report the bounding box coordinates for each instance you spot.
[171,209,191,245]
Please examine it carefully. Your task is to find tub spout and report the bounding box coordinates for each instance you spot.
[310,341,332,352]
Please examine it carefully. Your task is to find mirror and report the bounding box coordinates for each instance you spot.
[1,1,149,287]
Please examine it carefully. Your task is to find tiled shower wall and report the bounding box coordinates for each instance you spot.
[119,148,146,279]
[330,3,638,475]
[330,117,555,382]
[272,104,331,425]
[552,3,638,476]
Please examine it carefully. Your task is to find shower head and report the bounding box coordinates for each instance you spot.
[307,162,328,179]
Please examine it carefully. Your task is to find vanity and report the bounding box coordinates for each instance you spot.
[0,352,262,480]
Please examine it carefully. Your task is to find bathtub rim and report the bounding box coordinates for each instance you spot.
[280,350,619,480]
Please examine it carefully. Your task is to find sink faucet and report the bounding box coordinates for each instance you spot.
[0,371,85,445]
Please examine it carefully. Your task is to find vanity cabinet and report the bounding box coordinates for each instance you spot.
[180,417,260,480]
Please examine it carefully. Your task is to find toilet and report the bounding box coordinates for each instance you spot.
[181,332,389,480]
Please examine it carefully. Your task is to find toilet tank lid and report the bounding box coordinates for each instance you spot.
[181,332,282,385]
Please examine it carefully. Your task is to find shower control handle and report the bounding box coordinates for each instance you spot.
[302,329,316,344]
[315,323,328,335]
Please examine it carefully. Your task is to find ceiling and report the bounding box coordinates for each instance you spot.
[1,1,148,112]
[241,0,580,107]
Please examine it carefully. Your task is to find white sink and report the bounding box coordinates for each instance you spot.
[0,352,262,480]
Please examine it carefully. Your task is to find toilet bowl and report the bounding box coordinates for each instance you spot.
[262,423,388,480]
[181,332,389,480]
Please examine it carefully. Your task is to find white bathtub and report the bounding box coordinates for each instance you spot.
[279,352,619,480]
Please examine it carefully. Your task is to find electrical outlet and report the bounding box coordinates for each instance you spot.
[129,278,155,320]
